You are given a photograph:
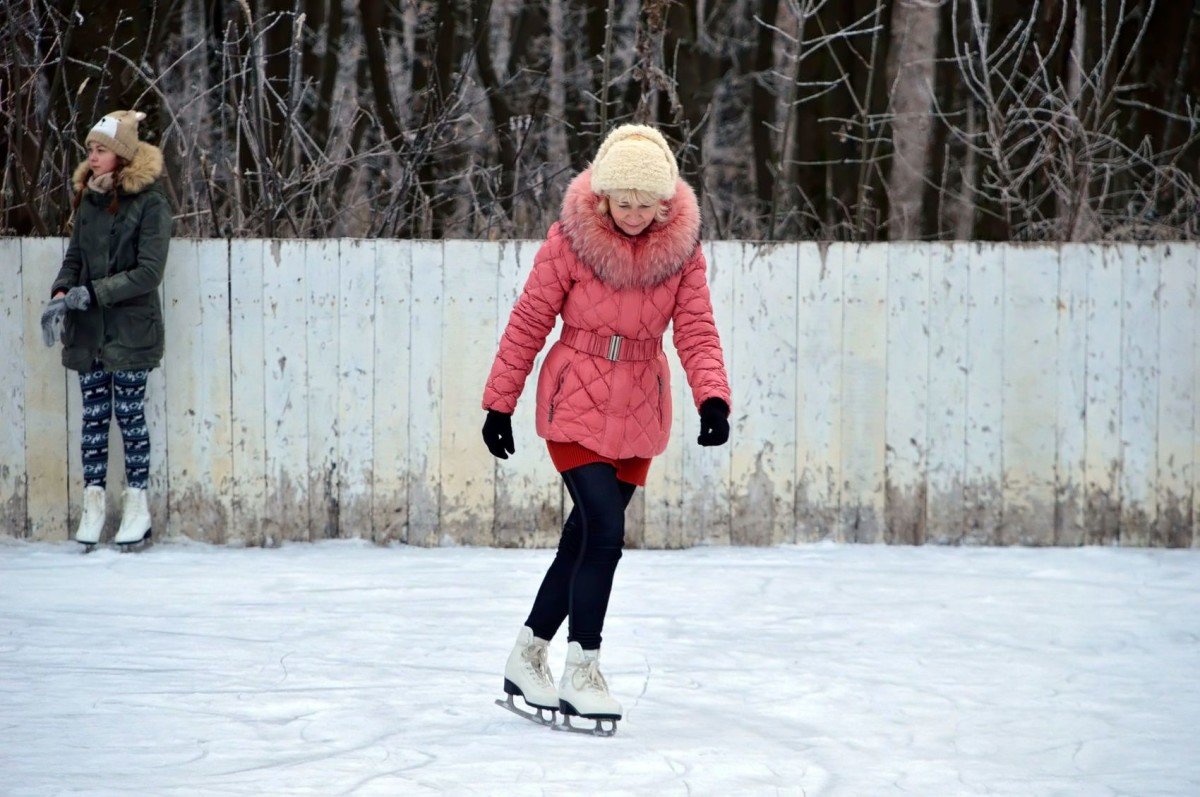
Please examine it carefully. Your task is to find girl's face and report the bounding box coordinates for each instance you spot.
[609,197,658,236]
[87,142,118,175]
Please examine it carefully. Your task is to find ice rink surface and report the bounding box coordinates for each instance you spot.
[1,539,1197,796]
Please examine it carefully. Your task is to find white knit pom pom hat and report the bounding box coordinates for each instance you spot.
[589,123,679,199]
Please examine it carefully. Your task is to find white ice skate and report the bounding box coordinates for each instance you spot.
[74,485,106,549]
[496,626,559,725]
[113,487,152,548]
[555,642,622,736]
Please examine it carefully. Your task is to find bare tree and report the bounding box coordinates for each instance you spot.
[2,0,1196,241]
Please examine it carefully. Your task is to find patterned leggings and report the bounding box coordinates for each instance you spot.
[79,364,151,490]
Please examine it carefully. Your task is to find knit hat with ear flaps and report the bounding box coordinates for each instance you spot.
[85,110,146,160]
[590,124,679,199]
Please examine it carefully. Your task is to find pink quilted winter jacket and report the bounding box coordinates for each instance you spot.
[482,169,731,460]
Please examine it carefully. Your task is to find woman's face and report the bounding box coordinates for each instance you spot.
[609,197,658,236]
[87,142,118,176]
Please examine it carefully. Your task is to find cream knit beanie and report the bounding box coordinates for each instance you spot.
[590,124,679,199]
[85,110,146,160]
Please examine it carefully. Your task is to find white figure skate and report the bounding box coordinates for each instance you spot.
[495,626,559,726]
[555,641,621,736]
[74,485,106,550]
[113,487,152,548]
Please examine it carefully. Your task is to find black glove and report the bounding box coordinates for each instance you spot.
[482,409,515,459]
[697,397,730,447]
[40,297,67,347]
[64,283,95,311]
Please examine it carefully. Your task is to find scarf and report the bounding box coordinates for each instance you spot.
[87,171,116,194]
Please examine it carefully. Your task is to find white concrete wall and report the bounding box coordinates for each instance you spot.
[2,239,1196,547]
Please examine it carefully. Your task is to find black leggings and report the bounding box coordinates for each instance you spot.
[524,462,637,650]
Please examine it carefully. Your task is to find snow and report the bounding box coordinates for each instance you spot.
[1,540,1197,796]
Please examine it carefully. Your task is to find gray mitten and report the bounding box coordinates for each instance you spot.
[64,284,93,311]
[40,297,67,347]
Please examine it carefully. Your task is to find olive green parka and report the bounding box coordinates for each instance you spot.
[51,143,172,372]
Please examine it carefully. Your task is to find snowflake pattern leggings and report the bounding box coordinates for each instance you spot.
[79,363,151,490]
[524,462,638,650]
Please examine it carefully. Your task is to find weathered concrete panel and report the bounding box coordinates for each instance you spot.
[730,243,797,546]
[842,243,888,543]
[263,240,310,543]
[440,240,496,546]
[6,240,1199,547]
[1119,246,1159,546]
[1157,244,1195,547]
[407,241,444,546]
[1001,246,1058,545]
[963,243,1004,544]
[22,238,68,541]
[338,239,377,541]
[1085,246,1123,545]
[372,240,413,544]
[0,238,27,537]
[306,241,341,540]
[926,243,968,544]
[681,241,734,547]
[492,240,563,548]
[886,243,929,544]
[230,239,266,545]
[795,242,844,541]
[1055,244,1089,545]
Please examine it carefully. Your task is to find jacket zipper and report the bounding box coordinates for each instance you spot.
[656,375,664,425]
[548,366,569,423]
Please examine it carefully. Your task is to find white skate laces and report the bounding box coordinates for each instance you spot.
[523,640,553,687]
[571,657,609,695]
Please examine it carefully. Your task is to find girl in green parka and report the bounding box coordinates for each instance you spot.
[40,110,173,549]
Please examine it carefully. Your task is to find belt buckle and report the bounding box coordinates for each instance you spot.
[606,335,623,361]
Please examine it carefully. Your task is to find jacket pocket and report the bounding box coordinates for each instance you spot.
[547,363,571,423]
[112,306,161,351]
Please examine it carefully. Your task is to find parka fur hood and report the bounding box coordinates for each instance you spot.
[559,168,701,290]
[71,143,165,195]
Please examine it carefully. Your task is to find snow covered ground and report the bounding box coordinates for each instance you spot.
[1,540,1197,796]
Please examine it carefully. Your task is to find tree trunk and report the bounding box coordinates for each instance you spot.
[471,0,517,222]
[548,0,568,169]
[885,0,940,240]
[751,0,779,226]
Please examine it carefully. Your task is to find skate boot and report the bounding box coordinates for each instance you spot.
[74,485,106,549]
[113,487,152,548]
[556,641,622,736]
[495,626,558,725]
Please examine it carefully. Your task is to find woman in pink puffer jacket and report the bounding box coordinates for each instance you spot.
[483,124,731,734]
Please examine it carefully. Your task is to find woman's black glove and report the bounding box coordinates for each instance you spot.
[482,410,515,459]
[697,397,730,446]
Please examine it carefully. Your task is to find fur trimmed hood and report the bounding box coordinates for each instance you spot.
[559,168,701,290]
[72,143,164,195]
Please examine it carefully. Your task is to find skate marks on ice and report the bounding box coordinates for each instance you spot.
[1,542,1199,794]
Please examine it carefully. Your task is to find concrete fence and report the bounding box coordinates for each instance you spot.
[2,238,1197,547]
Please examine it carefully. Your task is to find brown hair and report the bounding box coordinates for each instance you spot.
[72,157,129,215]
